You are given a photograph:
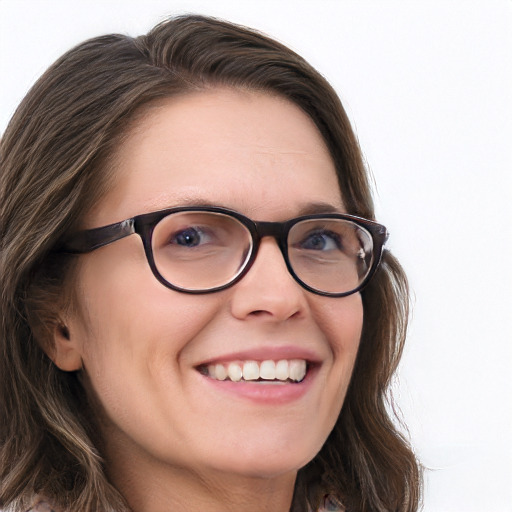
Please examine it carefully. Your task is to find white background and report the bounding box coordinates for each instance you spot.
[1,1,511,510]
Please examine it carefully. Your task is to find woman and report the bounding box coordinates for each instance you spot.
[0,15,421,512]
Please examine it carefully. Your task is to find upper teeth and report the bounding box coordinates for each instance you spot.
[206,359,307,383]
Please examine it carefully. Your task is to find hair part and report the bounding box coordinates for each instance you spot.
[0,15,421,511]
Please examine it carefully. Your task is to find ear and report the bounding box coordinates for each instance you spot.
[49,320,83,372]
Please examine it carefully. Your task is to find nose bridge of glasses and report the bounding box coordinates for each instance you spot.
[252,220,288,254]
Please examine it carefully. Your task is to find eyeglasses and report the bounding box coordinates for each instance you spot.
[59,206,388,297]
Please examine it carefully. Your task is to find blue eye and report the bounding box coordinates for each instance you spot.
[300,231,341,251]
[172,227,209,247]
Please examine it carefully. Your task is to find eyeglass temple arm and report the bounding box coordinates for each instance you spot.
[58,219,136,253]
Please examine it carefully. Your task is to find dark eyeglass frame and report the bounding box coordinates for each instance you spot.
[58,206,388,297]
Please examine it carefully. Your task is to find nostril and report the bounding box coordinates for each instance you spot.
[249,310,270,317]
[248,308,302,320]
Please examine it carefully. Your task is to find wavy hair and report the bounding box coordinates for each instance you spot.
[0,15,421,512]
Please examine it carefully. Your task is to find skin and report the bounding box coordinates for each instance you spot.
[52,89,363,512]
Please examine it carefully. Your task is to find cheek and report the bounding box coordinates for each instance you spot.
[74,238,214,346]
[312,293,363,359]
[69,249,222,401]
[69,265,229,461]
[310,294,363,418]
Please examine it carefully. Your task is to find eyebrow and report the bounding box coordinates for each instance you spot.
[295,202,345,216]
[148,198,345,217]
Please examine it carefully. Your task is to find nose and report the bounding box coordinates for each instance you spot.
[229,237,308,322]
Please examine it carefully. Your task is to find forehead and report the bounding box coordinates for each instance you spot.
[87,88,343,226]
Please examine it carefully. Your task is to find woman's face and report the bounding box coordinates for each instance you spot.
[58,89,363,483]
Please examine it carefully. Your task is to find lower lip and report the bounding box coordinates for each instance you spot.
[198,367,317,405]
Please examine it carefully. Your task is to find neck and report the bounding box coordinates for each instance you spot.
[119,469,295,512]
[112,462,296,512]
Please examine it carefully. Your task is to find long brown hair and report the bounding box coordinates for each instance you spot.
[0,15,421,512]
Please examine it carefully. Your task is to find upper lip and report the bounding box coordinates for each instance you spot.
[195,345,323,367]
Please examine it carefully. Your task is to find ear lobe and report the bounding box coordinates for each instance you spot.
[50,322,83,372]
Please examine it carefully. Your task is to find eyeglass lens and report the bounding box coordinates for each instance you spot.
[151,211,374,294]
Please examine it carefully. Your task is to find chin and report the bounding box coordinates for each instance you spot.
[201,439,321,480]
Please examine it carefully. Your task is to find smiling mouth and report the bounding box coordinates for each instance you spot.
[198,359,308,383]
